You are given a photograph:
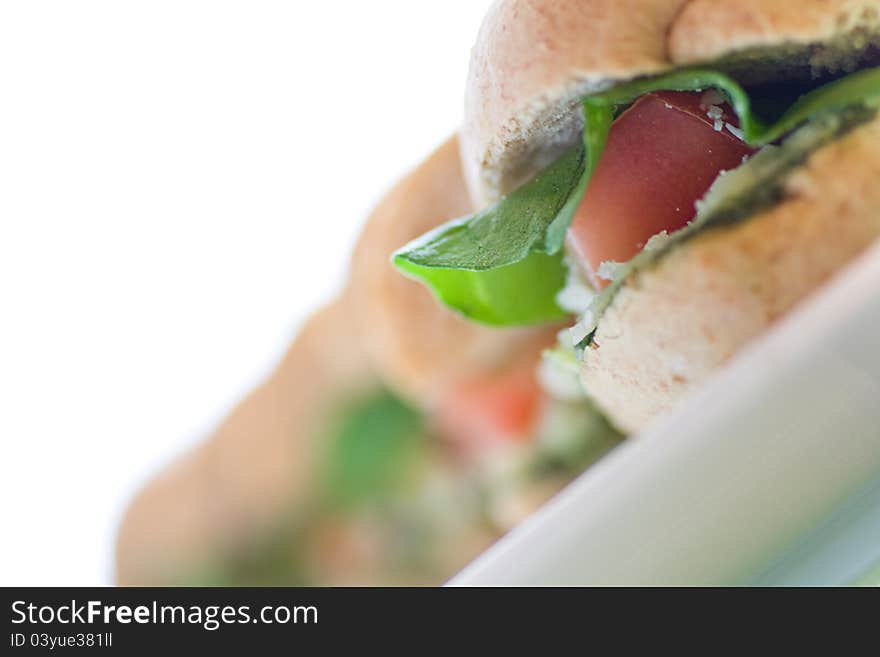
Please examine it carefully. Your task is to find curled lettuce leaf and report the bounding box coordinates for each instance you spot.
[392,146,586,325]
[394,66,880,326]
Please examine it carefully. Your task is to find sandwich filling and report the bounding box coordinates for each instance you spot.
[202,382,620,585]
[395,66,880,324]
[394,63,880,373]
[566,89,756,290]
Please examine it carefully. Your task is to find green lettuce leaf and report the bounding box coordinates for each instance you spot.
[392,145,587,325]
[393,66,880,326]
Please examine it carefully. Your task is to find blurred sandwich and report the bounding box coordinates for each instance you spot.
[116,137,620,586]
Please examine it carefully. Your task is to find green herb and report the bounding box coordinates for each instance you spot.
[321,390,425,509]
[393,66,880,326]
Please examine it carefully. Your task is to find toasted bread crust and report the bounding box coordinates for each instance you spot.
[350,135,555,407]
[115,291,376,585]
[581,112,880,434]
[670,0,880,65]
[463,0,684,205]
[464,0,880,205]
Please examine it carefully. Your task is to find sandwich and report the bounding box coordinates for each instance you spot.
[116,137,620,586]
[116,284,502,586]
[348,137,620,478]
[394,0,880,434]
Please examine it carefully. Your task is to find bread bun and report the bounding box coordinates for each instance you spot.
[115,290,376,585]
[582,113,880,433]
[463,0,880,206]
[116,137,561,584]
[462,0,880,433]
[350,135,557,408]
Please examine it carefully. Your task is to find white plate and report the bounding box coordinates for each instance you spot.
[451,240,880,586]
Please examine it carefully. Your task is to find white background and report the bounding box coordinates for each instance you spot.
[0,1,493,585]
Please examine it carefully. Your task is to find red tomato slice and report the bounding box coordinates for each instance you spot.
[567,90,756,288]
[436,359,541,454]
